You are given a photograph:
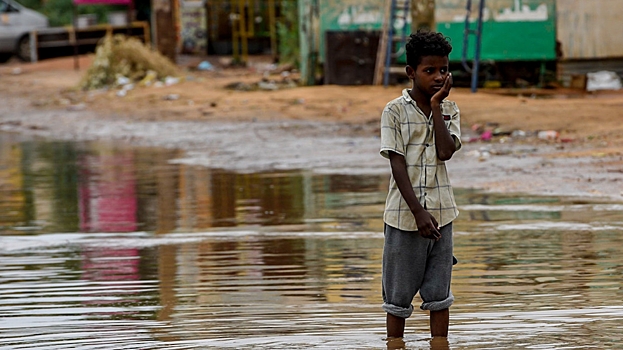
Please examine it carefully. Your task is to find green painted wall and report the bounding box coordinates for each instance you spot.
[437,0,556,61]
[306,0,556,64]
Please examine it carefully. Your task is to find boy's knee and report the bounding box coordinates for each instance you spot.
[383,302,414,319]
[420,291,454,311]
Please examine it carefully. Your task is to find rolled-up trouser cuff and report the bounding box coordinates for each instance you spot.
[420,291,454,311]
[382,302,414,319]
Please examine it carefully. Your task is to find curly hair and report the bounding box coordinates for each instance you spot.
[405,30,452,68]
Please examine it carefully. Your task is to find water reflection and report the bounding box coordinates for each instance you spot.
[0,134,385,234]
[1,134,622,349]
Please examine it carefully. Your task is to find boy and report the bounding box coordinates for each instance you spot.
[379,30,461,339]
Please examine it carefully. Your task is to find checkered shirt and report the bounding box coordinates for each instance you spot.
[380,89,462,231]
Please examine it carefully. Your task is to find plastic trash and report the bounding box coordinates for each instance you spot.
[197,61,214,71]
[537,130,559,140]
[586,71,622,91]
[480,130,493,141]
[139,70,158,86]
[164,76,180,86]
[163,94,180,101]
[116,75,130,86]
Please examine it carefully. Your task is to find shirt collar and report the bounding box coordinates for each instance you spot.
[401,89,414,104]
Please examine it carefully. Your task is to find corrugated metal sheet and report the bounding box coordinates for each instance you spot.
[557,0,623,59]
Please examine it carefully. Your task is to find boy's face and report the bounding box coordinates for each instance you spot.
[406,55,450,98]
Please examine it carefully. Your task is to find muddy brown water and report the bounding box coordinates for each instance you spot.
[1,133,622,349]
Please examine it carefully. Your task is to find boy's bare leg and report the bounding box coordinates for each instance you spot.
[386,313,406,338]
[430,308,449,337]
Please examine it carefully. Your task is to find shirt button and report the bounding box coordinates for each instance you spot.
[424,192,427,196]
[425,143,429,147]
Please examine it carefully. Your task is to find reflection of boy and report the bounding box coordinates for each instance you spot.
[379,30,461,339]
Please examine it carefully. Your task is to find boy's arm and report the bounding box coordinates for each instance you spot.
[388,151,441,240]
[431,73,457,161]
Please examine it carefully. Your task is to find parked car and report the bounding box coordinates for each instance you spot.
[0,0,48,62]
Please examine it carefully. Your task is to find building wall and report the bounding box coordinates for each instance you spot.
[436,0,557,61]
[556,0,623,60]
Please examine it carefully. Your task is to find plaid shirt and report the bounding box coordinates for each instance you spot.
[380,89,462,231]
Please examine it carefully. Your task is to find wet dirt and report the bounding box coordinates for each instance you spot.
[1,55,623,201]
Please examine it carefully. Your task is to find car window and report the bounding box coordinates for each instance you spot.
[1,0,18,13]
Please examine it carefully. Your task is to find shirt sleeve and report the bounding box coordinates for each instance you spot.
[444,101,462,151]
[380,104,405,159]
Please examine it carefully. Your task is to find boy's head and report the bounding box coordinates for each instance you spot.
[405,31,453,98]
[405,30,452,69]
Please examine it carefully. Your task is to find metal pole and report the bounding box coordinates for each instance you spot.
[470,0,485,93]
[383,0,396,87]
[72,4,80,71]
[461,0,472,73]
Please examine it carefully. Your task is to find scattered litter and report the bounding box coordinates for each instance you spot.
[164,76,180,86]
[197,61,215,71]
[163,94,180,101]
[492,127,512,136]
[480,130,493,142]
[139,70,158,86]
[537,130,559,140]
[258,81,278,91]
[586,71,622,91]
[116,75,130,86]
[511,130,527,138]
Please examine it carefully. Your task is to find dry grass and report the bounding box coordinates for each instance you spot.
[80,34,180,90]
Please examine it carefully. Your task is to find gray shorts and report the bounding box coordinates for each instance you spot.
[382,223,455,318]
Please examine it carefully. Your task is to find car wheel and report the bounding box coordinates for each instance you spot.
[17,35,32,62]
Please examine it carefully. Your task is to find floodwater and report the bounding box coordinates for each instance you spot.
[1,133,622,349]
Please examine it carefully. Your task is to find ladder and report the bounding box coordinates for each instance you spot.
[461,0,486,92]
[373,0,411,86]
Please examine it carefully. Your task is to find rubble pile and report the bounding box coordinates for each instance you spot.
[80,34,180,90]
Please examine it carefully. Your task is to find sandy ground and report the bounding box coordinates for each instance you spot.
[1,55,622,200]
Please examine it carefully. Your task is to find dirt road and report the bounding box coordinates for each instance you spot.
[1,56,622,199]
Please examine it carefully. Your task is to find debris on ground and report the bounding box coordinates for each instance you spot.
[197,61,215,71]
[465,122,569,147]
[80,34,181,91]
[586,71,622,91]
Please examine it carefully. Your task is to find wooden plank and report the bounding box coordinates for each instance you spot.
[30,22,149,60]
[373,0,392,85]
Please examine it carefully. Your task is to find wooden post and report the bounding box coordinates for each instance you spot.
[152,0,177,61]
[373,0,392,85]
[238,0,248,64]
[29,31,38,63]
[268,0,277,61]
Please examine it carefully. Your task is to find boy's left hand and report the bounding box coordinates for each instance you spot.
[431,73,452,104]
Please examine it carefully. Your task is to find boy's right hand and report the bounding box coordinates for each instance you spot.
[413,210,441,241]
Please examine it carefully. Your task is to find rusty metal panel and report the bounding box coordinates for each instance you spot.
[324,30,380,85]
[557,0,623,59]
